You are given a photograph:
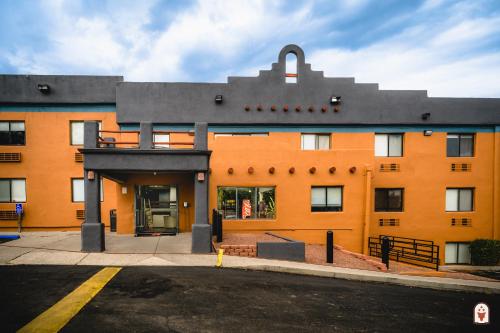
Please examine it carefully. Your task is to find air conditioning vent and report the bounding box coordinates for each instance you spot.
[451,217,471,227]
[380,163,400,172]
[0,152,21,162]
[75,153,84,163]
[76,210,85,220]
[451,163,471,172]
[0,210,18,220]
[378,218,400,226]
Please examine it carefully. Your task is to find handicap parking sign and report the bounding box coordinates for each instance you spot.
[16,203,23,215]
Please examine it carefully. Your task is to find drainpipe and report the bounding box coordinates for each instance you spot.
[362,165,373,255]
[493,129,500,239]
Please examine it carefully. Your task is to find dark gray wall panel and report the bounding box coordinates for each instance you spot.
[0,75,122,104]
[81,149,210,172]
[116,45,500,125]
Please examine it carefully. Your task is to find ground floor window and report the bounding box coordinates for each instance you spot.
[0,179,26,202]
[217,187,275,219]
[71,178,104,202]
[445,242,471,264]
[311,186,343,212]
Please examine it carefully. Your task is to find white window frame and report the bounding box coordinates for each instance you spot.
[301,134,330,150]
[446,188,473,212]
[375,133,403,157]
[71,121,102,146]
[72,178,104,202]
[0,179,26,203]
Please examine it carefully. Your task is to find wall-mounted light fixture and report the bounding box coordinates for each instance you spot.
[330,96,341,105]
[423,130,433,136]
[87,170,95,180]
[37,84,50,94]
[215,95,223,104]
[421,112,431,120]
[197,172,205,182]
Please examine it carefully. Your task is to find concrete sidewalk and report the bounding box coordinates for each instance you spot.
[1,231,499,294]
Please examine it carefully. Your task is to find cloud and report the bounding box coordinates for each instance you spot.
[2,0,500,97]
[307,2,500,97]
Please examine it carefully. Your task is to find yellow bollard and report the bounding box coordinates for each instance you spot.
[216,249,224,268]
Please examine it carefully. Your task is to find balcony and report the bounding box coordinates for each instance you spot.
[79,121,211,176]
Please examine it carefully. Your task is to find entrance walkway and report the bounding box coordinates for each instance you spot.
[0,231,192,255]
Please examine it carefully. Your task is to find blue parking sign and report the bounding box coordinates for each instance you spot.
[16,203,23,215]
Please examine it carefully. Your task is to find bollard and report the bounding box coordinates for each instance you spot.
[326,231,334,263]
[216,212,223,243]
[216,249,224,268]
[212,209,218,236]
[381,236,390,269]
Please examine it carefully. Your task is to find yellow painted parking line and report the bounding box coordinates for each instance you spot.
[18,267,122,333]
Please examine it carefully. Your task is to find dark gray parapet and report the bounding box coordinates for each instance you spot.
[0,75,122,104]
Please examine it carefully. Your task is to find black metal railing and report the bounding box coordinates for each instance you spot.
[368,235,440,271]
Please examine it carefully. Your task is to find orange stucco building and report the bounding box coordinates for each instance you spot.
[1,45,499,264]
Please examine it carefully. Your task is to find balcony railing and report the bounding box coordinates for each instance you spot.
[98,130,140,148]
[152,130,194,149]
[85,121,207,151]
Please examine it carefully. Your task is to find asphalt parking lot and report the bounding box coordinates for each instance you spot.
[0,266,498,332]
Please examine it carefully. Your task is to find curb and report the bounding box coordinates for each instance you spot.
[241,265,500,294]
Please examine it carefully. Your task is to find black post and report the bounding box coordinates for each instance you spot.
[212,209,217,236]
[326,231,333,263]
[381,236,390,269]
[216,212,223,243]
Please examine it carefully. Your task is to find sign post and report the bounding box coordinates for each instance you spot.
[16,204,23,233]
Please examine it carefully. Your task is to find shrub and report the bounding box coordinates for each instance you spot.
[469,239,500,266]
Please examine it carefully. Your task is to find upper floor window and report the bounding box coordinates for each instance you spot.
[0,121,25,145]
[301,134,330,150]
[0,179,26,202]
[447,134,474,157]
[153,133,170,148]
[446,188,473,212]
[311,186,343,212]
[285,52,297,83]
[375,133,403,157]
[71,121,101,145]
[217,186,276,220]
[375,188,404,212]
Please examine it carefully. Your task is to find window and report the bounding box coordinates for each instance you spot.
[447,134,474,157]
[71,121,101,145]
[72,178,104,202]
[0,179,26,202]
[301,134,330,150]
[375,134,403,157]
[153,133,170,148]
[285,52,297,83]
[217,187,275,219]
[446,188,473,211]
[0,121,25,145]
[445,242,471,264]
[375,189,404,212]
[311,186,342,212]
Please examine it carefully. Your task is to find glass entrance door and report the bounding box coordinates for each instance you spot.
[135,185,178,235]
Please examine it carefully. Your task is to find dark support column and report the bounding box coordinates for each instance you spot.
[194,122,208,150]
[81,169,105,252]
[192,170,211,253]
[84,121,99,149]
[140,122,153,149]
[82,121,105,252]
